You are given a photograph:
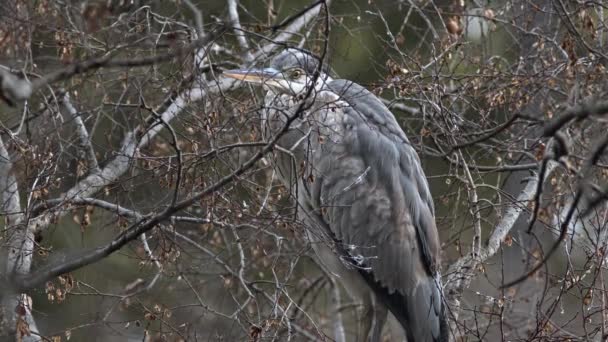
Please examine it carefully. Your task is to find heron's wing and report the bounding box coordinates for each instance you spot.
[308,80,445,341]
[316,79,441,272]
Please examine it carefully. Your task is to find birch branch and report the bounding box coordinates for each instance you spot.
[445,161,559,331]
[14,17,332,288]
[483,164,558,259]
[0,30,224,106]
[29,78,235,235]
[26,0,326,234]
[253,1,328,59]
[0,135,40,342]
[182,0,205,37]
[0,4,326,338]
[59,92,100,173]
[0,0,326,107]
[227,0,253,62]
[14,90,314,291]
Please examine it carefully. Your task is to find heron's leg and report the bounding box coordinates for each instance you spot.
[334,277,382,342]
[306,231,389,341]
[360,292,387,342]
[386,312,407,342]
[328,277,347,342]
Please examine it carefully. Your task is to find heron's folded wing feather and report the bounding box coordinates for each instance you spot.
[309,80,444,341]
[319,79,440,273]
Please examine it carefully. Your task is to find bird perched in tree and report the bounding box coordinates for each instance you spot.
[224,49,447,342]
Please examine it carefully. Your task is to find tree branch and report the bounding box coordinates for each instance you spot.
[227,0,253,61]
[12,0,332,294]
[253,0,328,59]
[13,73,322,292]
[0,135,40,342]
[59,92,100,173]
[444,161,559,333]
[0,29,225,106]
[29,78,235,235]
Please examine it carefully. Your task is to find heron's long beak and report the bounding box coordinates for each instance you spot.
[223,68,280,84]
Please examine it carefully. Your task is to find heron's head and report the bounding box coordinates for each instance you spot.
[223,49,332,96]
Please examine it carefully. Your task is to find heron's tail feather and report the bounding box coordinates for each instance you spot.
[439,298,449,342]
[405,273,447,342]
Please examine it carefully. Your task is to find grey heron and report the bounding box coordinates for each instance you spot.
[224,49,448,342]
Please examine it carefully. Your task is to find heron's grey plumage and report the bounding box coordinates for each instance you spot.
[225,49,447,342]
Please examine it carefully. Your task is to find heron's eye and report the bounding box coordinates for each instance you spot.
[290,69,303,79]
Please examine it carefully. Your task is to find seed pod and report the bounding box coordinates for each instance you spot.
[447,18,462,35]
[484,9,495,20]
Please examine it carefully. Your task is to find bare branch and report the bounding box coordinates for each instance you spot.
[485,169,557,258]
[59,92,100,173]
[227,0,253,61]
[543,99,608,137]
[182,0,205,37]
[0,30,225,105]
[0,134,40,342]
[254,0,329,58]
[29,78,235,235]
[460,152,482,260]
[13,72,324,291]
[445,161,559,327]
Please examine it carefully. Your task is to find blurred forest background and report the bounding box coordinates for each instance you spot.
[1,0,608,341]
